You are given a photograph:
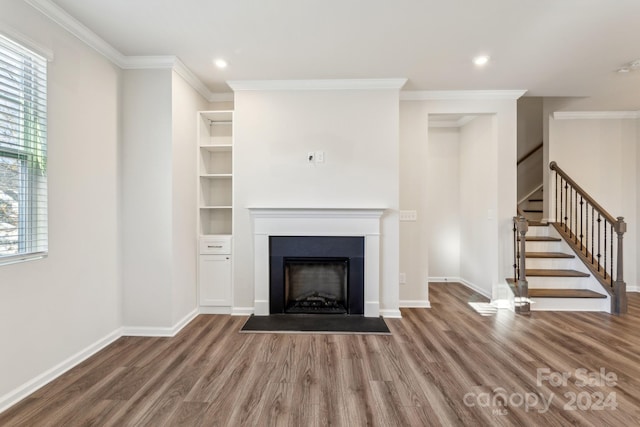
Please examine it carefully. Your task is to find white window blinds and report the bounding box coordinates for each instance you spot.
[0,34,48,264]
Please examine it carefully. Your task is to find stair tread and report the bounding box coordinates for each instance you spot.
[523,209,543,213]
[526,269,590,277]
[529,288,607,299]
[528,198,543,202]
[519,236,561,242]
[525,252,575,259]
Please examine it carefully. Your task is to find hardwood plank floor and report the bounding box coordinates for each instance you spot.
[2,283,640,426]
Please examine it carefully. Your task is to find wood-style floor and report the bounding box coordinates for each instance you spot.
[2,283,640,426]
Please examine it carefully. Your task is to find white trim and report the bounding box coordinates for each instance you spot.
[227,79,408,91]
[24,0,126,67]
[553,111,640,120]
[401,90,527,101]
[627,286,640,293]
[0,328,122,414]
[122,308,199,337]
[379,309,402,318]
[209,92,234,102]
[429,277,492,299]
[0,23,54,61]
[199,306,232,315]
[399,300,431,308]
[457,278,492,299]
[231,307,254,316]
[518,184,544,205]
[23,0,215,102]
[429,115,477,128]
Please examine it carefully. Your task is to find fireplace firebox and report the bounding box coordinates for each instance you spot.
[270,236,364,314]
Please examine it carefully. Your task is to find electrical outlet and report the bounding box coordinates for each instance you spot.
[399,272,406,284]
[316,151,324,163]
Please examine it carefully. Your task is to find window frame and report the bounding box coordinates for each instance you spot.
[0,33,48,266]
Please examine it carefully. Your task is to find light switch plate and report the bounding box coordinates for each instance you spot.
[399,210,418,221]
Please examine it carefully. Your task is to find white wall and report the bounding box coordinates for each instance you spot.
[233,89,401,315]
[459,116,498,295]
[426,127,461,278]
[121,69,174,327]
[399,102,430,304]
[171,71,208,324]
[0,0,121,404]
[517,97,543,200]
[399,98,518,300]
[548,115,637,292]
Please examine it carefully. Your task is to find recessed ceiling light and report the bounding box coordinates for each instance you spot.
[214,59,228,69]
[473,55,490,66]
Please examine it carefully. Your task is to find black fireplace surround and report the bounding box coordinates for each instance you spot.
[269,236,365,315]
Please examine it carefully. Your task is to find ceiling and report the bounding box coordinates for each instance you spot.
[42,0,640,97]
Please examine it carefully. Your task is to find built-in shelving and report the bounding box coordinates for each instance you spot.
[197,110,233,236]
[197,110,234,310]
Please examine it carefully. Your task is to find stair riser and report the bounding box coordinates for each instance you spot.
[525,258,579,270]
[526,277,592,289]
[523,241,564,252]
[530,297,610,312]
[525,226,550,237]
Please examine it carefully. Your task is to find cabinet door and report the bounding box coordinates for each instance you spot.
[199,255,231,306]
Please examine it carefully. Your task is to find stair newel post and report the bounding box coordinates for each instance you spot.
[516,216,530,315]
[613,217,627,314]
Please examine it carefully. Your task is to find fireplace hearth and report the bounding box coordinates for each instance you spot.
[270,236,364,315]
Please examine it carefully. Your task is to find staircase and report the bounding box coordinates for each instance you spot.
[509,220,609,312]
[508,162,627,315]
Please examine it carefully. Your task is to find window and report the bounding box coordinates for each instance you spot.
[0,34,47,264]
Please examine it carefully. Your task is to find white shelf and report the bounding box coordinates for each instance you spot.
[200,174,232,178]
[200,144,232,152]
[198,110,233,238]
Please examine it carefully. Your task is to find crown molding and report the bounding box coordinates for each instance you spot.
[209,92,235,102]
[552,111,640,120]
[401,90,527,101]
[24,0,214,102]
[227,78,408,92]
[429,115,477,128]
[24,0,127,67]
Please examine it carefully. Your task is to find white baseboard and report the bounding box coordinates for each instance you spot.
[0,328,122,414]
[518,184,544,205]
[399,300,431,308]
[199,306,232,315]
[122,308,199,337]
[457,278,492,299]
[627,286,640,293]
[231,307,254,316]
[379,309,402,318]
[428,277,492,300]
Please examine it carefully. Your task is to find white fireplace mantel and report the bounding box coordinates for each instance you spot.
[248,207,386,317]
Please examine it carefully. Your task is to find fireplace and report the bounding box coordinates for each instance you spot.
[249,208,384,317]
[269,236,364,315]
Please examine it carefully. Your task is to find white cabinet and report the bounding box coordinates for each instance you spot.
[199,254,232,306]
[197,110,233,309]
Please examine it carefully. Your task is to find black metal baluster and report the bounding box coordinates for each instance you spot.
[564,180,569,231]
[560,177,564,229]
[604,220,607,279]
[569,186,573,235]
[591,207,595,264]
[597,214,601,272]
[580,197,584,251]
[574,190,578,243]
[513,219,518,280]
[555,170,558,222]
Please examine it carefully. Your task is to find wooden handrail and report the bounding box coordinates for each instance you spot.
[517,142,543,166]
[549,161,616,225]
[549,160,627,314]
